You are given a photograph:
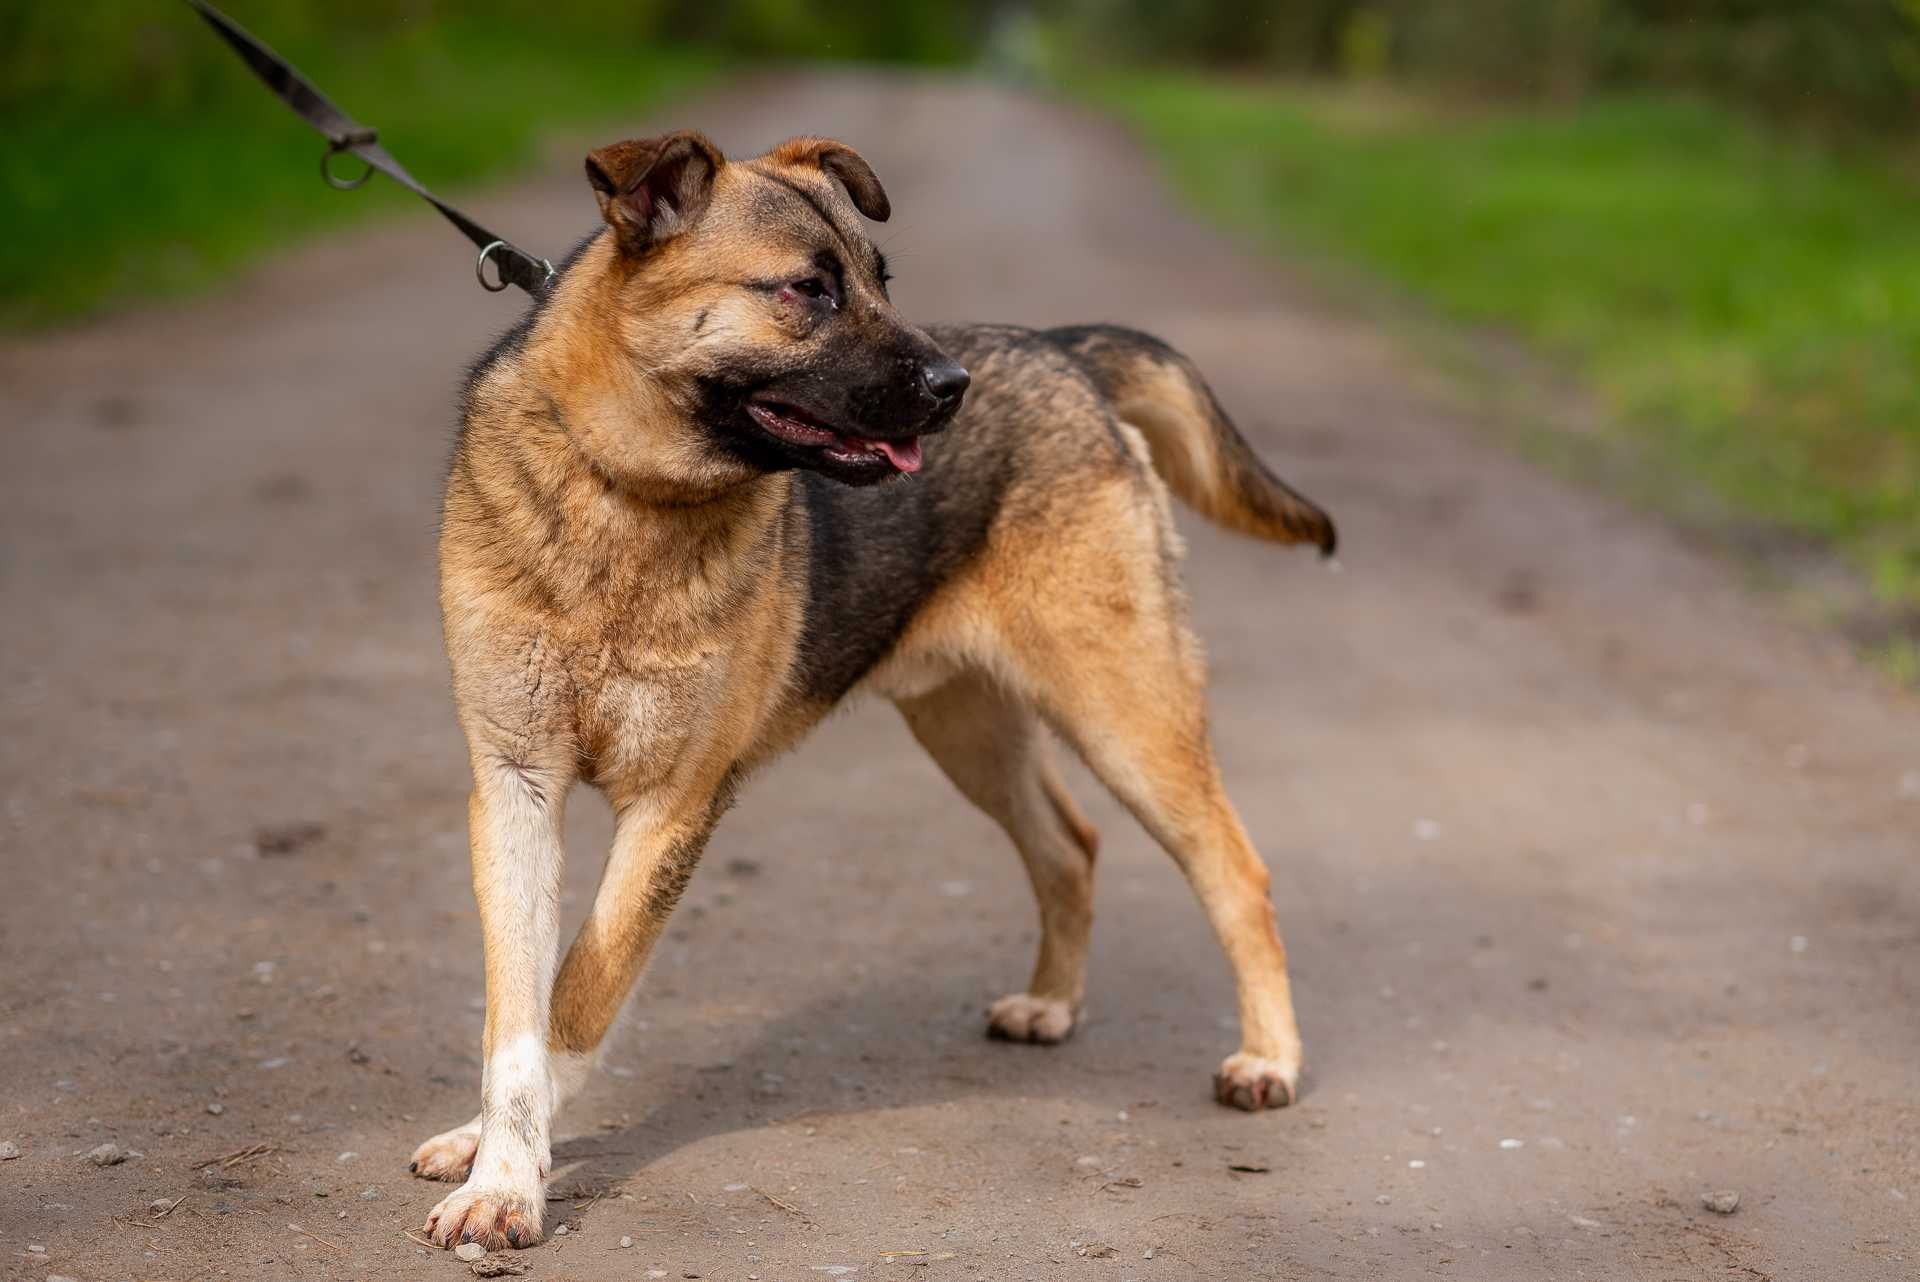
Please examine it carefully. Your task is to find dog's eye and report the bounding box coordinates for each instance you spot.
[791,278,830,301]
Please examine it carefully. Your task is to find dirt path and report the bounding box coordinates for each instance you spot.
[3,72,1916,1282]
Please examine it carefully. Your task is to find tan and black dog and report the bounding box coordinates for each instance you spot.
[414,130,1336,1250]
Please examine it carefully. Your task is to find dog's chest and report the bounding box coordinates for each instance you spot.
[573,644,733,787]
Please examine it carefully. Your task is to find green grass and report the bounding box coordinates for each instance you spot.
[0,19,722,328]
[1086,72,1920,610]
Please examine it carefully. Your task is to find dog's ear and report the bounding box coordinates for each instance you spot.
[585,131,724,255]
[768,136,891,222]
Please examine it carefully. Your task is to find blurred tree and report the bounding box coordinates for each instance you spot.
[0,0,971,116]
[4,1,1917,132]
[1045,0,1920,132]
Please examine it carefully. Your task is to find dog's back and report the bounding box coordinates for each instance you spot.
[786,321,1336,707]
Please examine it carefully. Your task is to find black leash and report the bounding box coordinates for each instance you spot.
[186,0,555,296]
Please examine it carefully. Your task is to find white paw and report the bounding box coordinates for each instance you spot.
[408,1117,481,1183]
[986,992,1078,1043]
[1213,1050,1300,1110]
[424,1179,544,1250]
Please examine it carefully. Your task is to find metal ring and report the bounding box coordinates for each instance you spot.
[475,240,511,292]
[322,142,374,191]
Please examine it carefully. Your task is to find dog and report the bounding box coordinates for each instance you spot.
[413,130,1336,1250]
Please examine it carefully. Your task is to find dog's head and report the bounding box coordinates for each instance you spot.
[562,130,967,492]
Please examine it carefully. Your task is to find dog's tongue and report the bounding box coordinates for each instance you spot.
[871,437,922,474]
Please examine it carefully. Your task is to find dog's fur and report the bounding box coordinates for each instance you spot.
[415,131,1336,1251]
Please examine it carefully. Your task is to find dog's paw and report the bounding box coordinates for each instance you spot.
[1213,1051,1300,1111]
[425,1181,543,1251]
[409,1118,481,1183]
[986,993,1077,1044]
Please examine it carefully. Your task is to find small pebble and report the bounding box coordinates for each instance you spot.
[149,1197,173,1213]
[360,1186,380,1200]
[619,1235,634,1248]
[1408,1159,1426,1169]
[553,1224,569,1236]
[454,1241,486,1261]
[86,1142,126,1166]
[1702,1190,1740,1215]
[1498,1138,1524,1150]
[0,1140,19,1160]
[206,1102,225,1116]
[27,1244,46,1253]
[1375,1194,1392,1205]
[336,1151,357,1163]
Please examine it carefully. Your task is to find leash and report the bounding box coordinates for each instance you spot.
[186,0,556,296]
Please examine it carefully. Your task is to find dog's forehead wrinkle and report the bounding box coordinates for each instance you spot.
[741,165,870,262]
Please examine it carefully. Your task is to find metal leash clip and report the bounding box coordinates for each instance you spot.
[475,240,512,293]
[187,0,556,298]
[477,241,557,293]
[322,128,379,190]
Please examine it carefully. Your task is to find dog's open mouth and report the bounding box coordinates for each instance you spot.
[746,398,923,474]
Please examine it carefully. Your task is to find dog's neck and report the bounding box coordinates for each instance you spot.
[453,363,790,622]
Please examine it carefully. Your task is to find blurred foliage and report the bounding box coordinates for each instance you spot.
[1051,1,1920,133]
[659,0,976,61]
[0,0,981,327]
[0,9,726,326]
[0,0,975,116]
[1093,73,1920,608]
[25,2,1908,131]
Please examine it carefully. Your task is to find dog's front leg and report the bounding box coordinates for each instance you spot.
[424,757,570,1251]
[545,790,726,1084]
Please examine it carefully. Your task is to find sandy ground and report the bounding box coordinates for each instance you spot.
[3,72,1917,1282]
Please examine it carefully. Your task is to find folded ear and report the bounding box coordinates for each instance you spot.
[585,131,724,254]
[767,136,891,222]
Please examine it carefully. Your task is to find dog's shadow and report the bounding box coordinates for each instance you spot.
[539,944,1159,1215]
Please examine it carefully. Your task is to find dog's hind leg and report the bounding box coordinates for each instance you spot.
[896,674,1099,1044]
[1024,618,1304,1109]
[974,471,1304,1108]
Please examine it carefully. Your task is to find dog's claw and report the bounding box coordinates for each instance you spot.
[409,1119,481,1183]
[985,993,1077,1043]
[1214,1051,1300,1111]
[425,1184,543,1251]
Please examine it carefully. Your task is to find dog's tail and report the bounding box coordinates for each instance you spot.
[1049,325,1336,556]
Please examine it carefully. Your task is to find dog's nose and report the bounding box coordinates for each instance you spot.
[921,360,970,404]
